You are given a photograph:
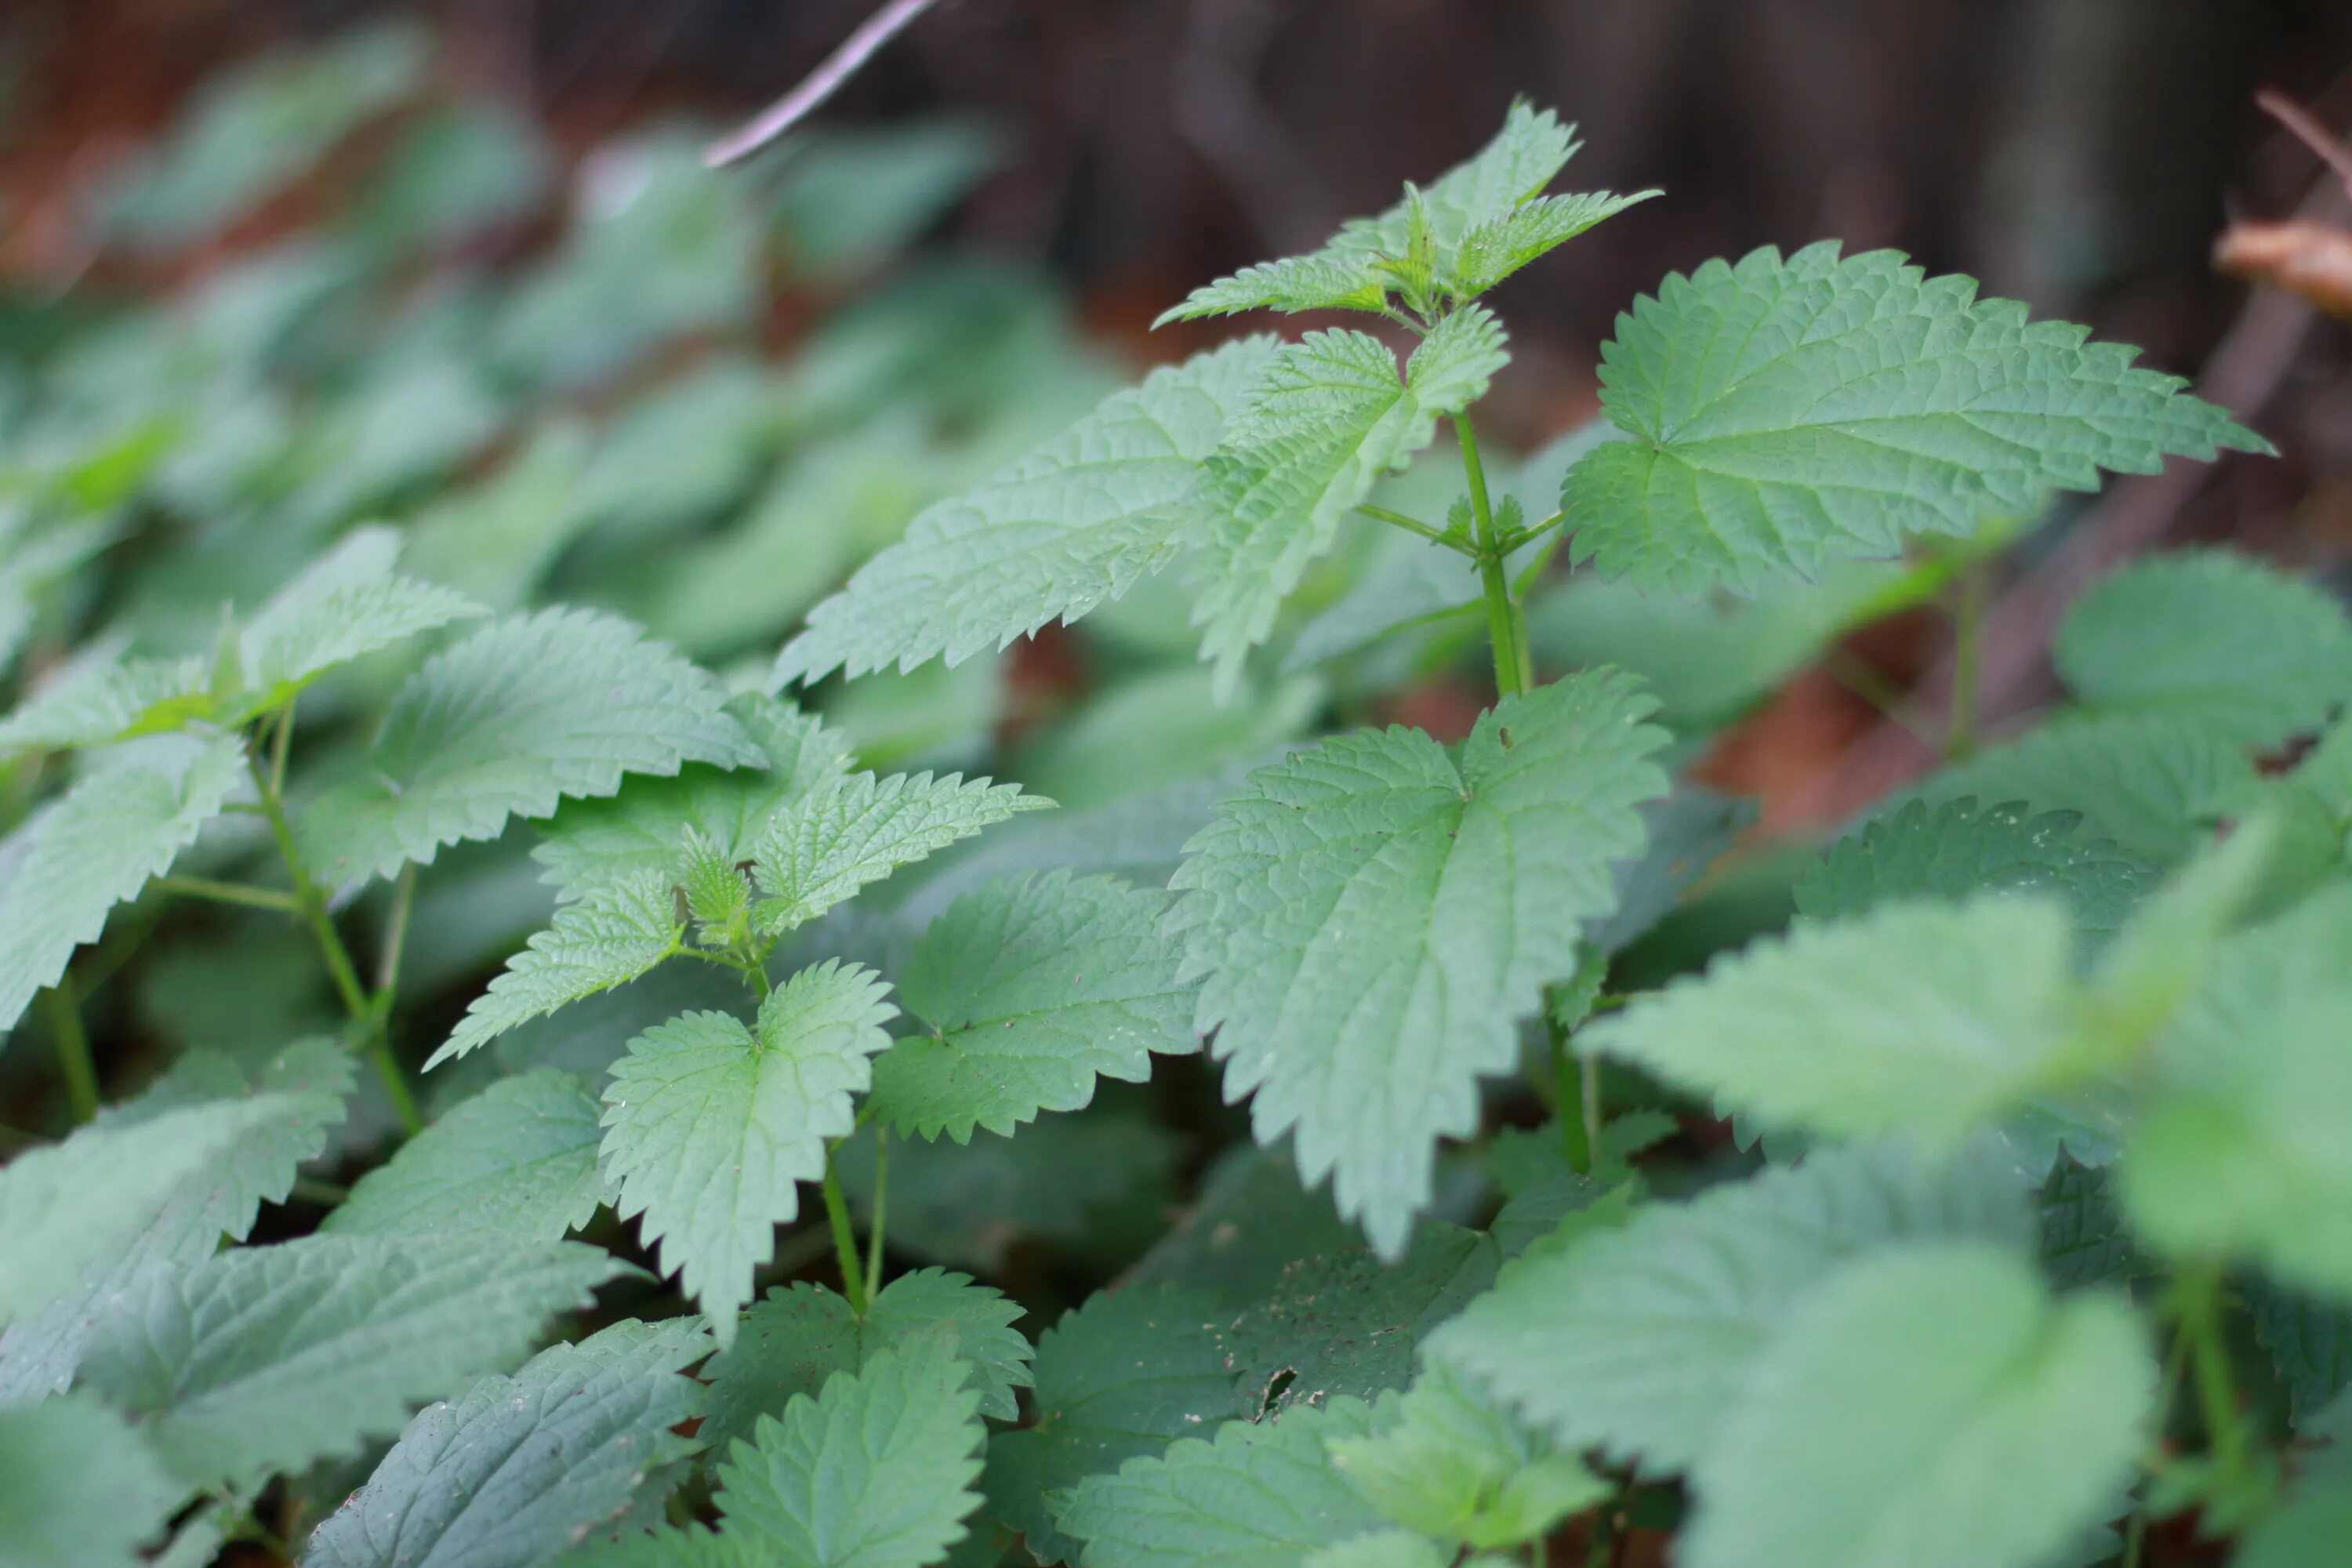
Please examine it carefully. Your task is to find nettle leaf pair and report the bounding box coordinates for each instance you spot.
[776,99,2260,1254]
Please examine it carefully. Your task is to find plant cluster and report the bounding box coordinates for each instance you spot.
[1,32,2347,1568]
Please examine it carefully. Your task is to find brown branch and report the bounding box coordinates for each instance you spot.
[705,0,949,169]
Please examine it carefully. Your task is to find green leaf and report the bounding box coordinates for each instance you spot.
[0,1396,183,1568]
[2123,884,2352,1297]
[868,872,1197,1141]
[1169,670,1668,1254]
[1054,1401,1385,1568]
[2238,1481,2352,1568]
[1580,894,2082,1144]
[1680,1242,2154,1568]
[300,608,760,885]
[702,1268,1032,1462]
[78,1232,626,1487]
[713,1332,986,1568]
[1298,1532,1457,1568]
[1220,1224,1499,1418]
[2038,1160,2144,1291]
[0,652,212,756]
[302,1318,710,1568]
[0,1093,298,1326]
[776,338,1277,687]
[535,695,852,902]
[1327,1367,1606,1550]
[598,961,898,1340]
[431,869,684,1067]
[2243,1278,2352,1428]
[327,1069,610,1245]
[981,1287,1234,1566]
[1915,712,2254,866]
[2055,550,2352,749]
[1,1040,354,1399]
[751,771,1050,937]
[1435,1141,2031,1470]
[1123,1145,1362,1308]
[233,524,485,712]
[1563,242,2268,594]
[1797,797,2158,940]
[1158,103,1646,322]
[1188,311,1508,691]
[0,732,245,1033]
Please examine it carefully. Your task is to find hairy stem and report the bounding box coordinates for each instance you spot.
[1551,1020,1592,1174]
[823,1142,868,1313]
[42,976,97,1123]
[1356,503,1477,555]
[1456,413,1532,699]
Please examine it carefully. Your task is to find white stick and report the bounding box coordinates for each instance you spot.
[705,0,949,169]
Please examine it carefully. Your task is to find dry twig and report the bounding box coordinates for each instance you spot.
[705,0,949,169]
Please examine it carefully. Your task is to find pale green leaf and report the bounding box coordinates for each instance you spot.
[1581,894,2082,1143]
[1170,670,1671,1254]
[701,1269,1029,1460]
[1446,190,1659,298]
[750,771,1049,937]
[1797,797,2158,939]
[535,695,852,902]
[0,1396,183,1568]
[300,608,760,885]
[432,869,684,1067]
[1054,1401,1385,1568]
[302,1318,710,1568]
[2123,884,2352,1298]
[1427,1138,2030,1471]
[713,1332,985,1568]
[1681,1243,2154,1568]
[1327,1367,1606,1550]
[598,962,898,1340]
[78,1232,627,1487]
[235,525,484,709]
[0,1093,297,1327]
[1298,1532,1454,1568]
[0,652,212,757]
[981,1287,1234,1566]
[1564,242,2269,593]
[327,1069,610,1245]
[1915,712,2254,866]
[776,338,1277,686]
[0,732,245,1033]
[1188,310,1508,691]
[2055,550,2352,748]
[868,872,1197,1141]
[0,1040,354,1400]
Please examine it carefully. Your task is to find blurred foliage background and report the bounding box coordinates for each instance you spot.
[0,0,2347,1343]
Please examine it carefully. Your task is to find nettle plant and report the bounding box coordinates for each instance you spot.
[6,97,2352,1568]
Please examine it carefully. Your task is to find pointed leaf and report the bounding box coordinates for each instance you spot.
[776,338,1277,687]
[599,962,898,1339]
[0,733,245,1033]
[302,1319,711,1568]
[300,608,759,885]
[235,525,484,710]
[327,1069,610,1245]
[869,872,1197,1141]
[702,1269,1031,1462]
[433,869,683,1066]
[1564,243,2268,594]
[1168,670,1669,1253]
[751,771,1050,937]
[78,1232,627,1487]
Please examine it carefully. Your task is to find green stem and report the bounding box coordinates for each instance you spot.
[1455,413,1531,699]
[1946,562,1987,760]
[244,743,420,1137]
[42,977,98,1123]
[2180,1266,2249,1495]
[152,874,300,913]
[1581,1054,1605,1172]
[1356,504,1476,555]
[376,865,416,998]
[823,1142,868,1313]
[291,1175,350,1207]
[2125,1322,2198,1568]
[1552,1021,1592,1174]
[866,1129,890,1294]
